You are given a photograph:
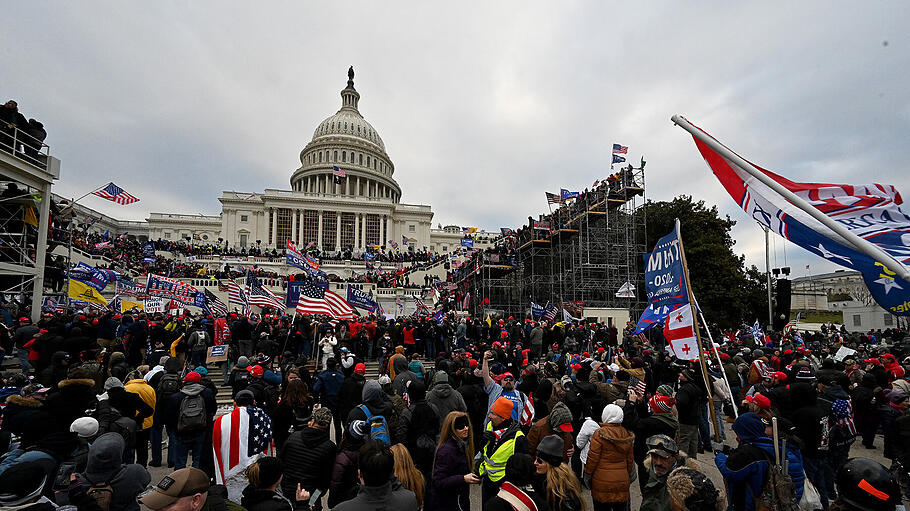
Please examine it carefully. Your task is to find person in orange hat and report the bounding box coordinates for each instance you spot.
[478,395,528,501]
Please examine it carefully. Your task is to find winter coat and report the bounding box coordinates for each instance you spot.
[239,486,294,511]
[398,399,440,477]
[427,381,467,427]
[162,383,217,438]
[391,355,418,396]
[674,379,705,426]
[333,479,418,511]
[107,387,154,430]
[432,436,472,511]
[123,378,157,430]
[337,373,366,424]
[715,437,805,511]
[279,426,336,497]
[2,394,43,435]
[329,443,362,508]
[270,399,312,451]
[622,400,678,463]
[584,423,635,503]
[313,368,344,408]
[43,377,98,431]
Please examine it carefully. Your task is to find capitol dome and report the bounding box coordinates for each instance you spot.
[291,67,401,203]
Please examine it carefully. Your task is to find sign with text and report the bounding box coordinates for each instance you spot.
[206,345,229,363]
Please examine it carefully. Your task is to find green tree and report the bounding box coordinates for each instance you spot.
[639,196,768,328]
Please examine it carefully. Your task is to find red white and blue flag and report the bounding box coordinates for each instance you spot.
[246,274,285,310]
[684,120,910,316]
[213,406,274,485]
[612,144,628,154]
[92,182,139,205]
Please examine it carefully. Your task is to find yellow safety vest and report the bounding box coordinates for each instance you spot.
[479,422,524,482]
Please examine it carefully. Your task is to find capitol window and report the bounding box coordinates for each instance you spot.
[366,156,370,167]
[319,152,323,162]
[342,152,346,162]
[240,215,248,222]
[344,122,347,129]
[359,153,363,165]
[409,224,415,232]
[334,151,338,162]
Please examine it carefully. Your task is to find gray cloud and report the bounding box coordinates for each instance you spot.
[2,1,908,276]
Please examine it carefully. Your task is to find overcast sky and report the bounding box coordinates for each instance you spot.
[3,1,908,276]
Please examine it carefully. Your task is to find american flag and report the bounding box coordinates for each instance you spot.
[834,399,857,436]
[246,274,285,310]
[630,376,647,395]
[227,280,249,306]
[543,302,558,321]
[612,144,628,154]
[520,392,535,426]
[414,297,431,317]
[94,241,114,250]
[213,406,274,485]
[332,166,346,178]
[638,332,648,344]
[204,288,229,317]
[783,319,797,335]
[92,182,140,205]
[546,192,560,205]
[296,282,355,320]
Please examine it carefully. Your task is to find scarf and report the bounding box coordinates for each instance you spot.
[497,482,538,511]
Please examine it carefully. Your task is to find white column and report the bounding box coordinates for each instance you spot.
[291,209,297,244]
[354,213,360,250]
[335,213,341,249]
[356,177,361,196]
[269,208,276,247]
[379,215,385,249]
[317,210,323,248]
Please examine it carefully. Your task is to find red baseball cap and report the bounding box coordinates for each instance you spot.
[354,363,366,375]
[558,422,573,433]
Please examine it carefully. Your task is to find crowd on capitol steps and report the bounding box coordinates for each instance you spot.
[0,302,908,511]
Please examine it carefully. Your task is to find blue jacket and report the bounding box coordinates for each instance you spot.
[314,369,344,407]
[715,413,804,511]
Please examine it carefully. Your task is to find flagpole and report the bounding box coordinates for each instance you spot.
[675,218,722,442]
[696,304,739,418]
[671,114,910,282]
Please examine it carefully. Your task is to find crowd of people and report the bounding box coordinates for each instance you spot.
[0,306,907,511]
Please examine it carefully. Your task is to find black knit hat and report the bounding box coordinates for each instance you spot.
[505,454,536,486]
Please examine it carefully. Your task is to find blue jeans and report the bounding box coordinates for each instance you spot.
[699,402,711,448]
[174,433,206,469]
[16,349,30,375]
[803,455,830,510]
[150,424,177,465]
[712,401,727,441]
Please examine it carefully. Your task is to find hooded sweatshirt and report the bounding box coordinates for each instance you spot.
[75,433,150,511]
[346,380,396,428]
[391,355,417,396]
[427,372,467,427]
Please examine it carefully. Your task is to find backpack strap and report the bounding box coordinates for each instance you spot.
[358,404,372,421]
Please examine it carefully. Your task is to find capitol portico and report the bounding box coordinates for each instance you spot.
[145,68,471,254]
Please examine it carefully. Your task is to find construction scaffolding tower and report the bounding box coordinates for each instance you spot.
[0,123,61,322]
[460,163,646,320]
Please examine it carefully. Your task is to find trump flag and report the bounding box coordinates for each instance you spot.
[680,118,910,316]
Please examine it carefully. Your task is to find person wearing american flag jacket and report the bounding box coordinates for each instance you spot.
[213,389,274,502]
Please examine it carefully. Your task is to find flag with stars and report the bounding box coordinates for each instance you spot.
[213,406,274,485]
[684,119,910,316]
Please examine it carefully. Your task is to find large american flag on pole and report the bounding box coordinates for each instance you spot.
[246,274,285,310]
[92,182,140,205]
[296,281,355,320]
[213,406,274,485]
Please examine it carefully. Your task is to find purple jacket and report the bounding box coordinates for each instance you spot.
[431,436,471,511]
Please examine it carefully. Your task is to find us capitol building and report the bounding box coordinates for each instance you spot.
[125,68,472,254]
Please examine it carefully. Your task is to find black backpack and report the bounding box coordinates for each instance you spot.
[158,373,181,397]
[92,400,137,449]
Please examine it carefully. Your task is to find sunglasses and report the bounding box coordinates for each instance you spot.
[501,377,514,382]
[454,417,470,430]
[534,457,544,464]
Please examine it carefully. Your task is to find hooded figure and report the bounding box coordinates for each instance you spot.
[346,380,397,438]
[714,413,804,511]
[584,403,635,505]
[71,433,150,511]
[391,355,417,396]
[427,371,467,427]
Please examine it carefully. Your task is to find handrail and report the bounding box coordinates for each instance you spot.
[0,122,50,169]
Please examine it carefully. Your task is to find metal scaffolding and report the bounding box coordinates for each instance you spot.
[460,163,647,320]
[0,123,61,321]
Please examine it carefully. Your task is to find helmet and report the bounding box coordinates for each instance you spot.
[836,458,901,510]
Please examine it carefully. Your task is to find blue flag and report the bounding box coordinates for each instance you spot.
[530,301,545,319]
[461,238,474,248]
[142,242,156,264]
[612,154,626,164]
[643,224,690,308]
[560,188,579,202]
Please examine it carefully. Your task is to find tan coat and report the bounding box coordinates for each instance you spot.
[584,423,635,503]
[526,418,573,463]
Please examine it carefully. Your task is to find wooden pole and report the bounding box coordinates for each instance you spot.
[675,218,722,443]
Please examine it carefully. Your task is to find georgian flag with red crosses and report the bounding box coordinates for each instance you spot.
[665,304,699,361]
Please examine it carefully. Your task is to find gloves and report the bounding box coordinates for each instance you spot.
[583,473,592,489]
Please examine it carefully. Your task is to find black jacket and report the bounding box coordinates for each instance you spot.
[675,378,706,426]
[278,426,336,496]
[240,486,294,511]
[623,400,679,462]
[337,374,366,425]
